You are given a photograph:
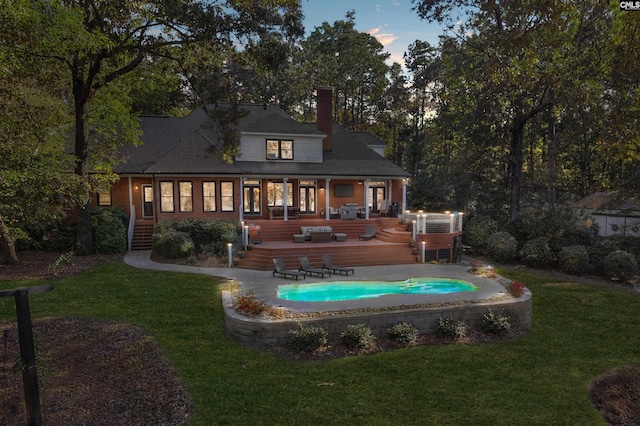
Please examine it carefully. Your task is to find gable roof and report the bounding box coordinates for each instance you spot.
[116,104,410,179]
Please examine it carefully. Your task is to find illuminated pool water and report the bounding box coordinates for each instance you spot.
[277,278,478,302]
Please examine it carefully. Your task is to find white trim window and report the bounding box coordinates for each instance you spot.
[266,139,293,160]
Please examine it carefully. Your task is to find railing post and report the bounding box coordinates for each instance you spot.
[449,213,455,233]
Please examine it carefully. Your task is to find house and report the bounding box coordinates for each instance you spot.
[97,87,411,238]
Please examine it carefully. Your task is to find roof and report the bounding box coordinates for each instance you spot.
[116,104,410,179]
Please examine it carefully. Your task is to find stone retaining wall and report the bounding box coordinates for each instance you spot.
[222,291,532,346]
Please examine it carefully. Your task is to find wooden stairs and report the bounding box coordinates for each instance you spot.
[131,222,154,250]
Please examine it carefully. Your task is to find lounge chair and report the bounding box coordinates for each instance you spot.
[321,254,355,276]
[359,225,376,240]
[272,258,306,280]
[298,256,331,278]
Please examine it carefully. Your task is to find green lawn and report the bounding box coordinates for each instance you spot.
[1,261,637,425]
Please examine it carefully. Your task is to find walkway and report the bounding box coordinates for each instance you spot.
[124,251,508,313]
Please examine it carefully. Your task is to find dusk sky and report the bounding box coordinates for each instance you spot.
[301,0,444,67]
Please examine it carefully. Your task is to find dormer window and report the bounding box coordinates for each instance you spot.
[266,139,293,160]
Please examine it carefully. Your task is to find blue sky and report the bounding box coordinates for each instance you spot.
[301,0,443,67]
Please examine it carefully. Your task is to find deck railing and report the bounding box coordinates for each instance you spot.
[403,212,464,235]
[127,205,136,251]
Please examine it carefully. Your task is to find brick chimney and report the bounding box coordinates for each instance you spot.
[317,86,333,152]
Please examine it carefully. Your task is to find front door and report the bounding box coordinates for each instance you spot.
[142,185,154,217]
[368,186,386,213]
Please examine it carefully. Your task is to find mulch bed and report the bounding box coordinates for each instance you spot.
[0,317,193,426]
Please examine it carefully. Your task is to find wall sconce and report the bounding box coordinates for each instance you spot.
[358,180,363,184]
[134,185,139,190]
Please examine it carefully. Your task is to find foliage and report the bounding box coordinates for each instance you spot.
[154,219,240,256]
[520,237,552,268]
[91,208,127,254]
[589,238,621,269]
[232,292,268,317]
[289,325,329,353]
[486,231,518,263]
[387,322,419,345]
[0,77,78,263]
[505,206,595,253]
[152,231,195,259]
[602,250,639,283]
[557,245,590,275]
[506,281,526,298]
[435,317,468,339]
[301,12,390,131]
[481,310,511,335]
[340,323,376,350]
[463,216,498,252]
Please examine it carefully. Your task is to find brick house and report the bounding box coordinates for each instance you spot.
[96,88,411,247]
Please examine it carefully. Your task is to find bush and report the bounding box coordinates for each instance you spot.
[435,317,468,339]
[481,310,511,335]
[232,292,268,317]
[152,231,194,258]
[602,250,639,282]
[520,237,552,268]
[505,206,596,253]
[589,238,620,269]
[153,219,239,256]
[340,324,376,350]
[558,245,589,275]
[486,231,517,263]
[506,280,526,298]
[387,322,419,345]
[463,216,498,252]
[289,326,329,353]
[91,208,127,254]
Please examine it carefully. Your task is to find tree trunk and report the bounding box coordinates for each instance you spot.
[0,215,20,265]
[508,117,525,222]
[73,72,94,256]
[546,109,558,207]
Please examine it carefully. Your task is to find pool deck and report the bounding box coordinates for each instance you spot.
[124,251,508,313]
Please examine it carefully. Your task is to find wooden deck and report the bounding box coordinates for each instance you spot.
[237,217,462,270]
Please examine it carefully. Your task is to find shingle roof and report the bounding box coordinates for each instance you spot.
[116,104,410,179]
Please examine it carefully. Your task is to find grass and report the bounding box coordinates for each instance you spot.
[2,262,637,425]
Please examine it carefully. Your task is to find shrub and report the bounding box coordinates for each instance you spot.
[91,208,127,254]
[232,292,268,317]
[463,216,498,252]
[153,219,239,255]
[340,324,376,350]
[558,245,589,275]
[520,237,552,268]
[486,231,517,263]
[435,317,468,339]
[589,238,621,269]
[505,205,596,252]
[152,231,194,258]
[289,326,329,353]
[481,310,511,335]
[602,250,639,282]
[507,280,526,298]
[387,322,419,345]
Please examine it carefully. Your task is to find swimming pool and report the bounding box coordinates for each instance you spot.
[277,278,478,302]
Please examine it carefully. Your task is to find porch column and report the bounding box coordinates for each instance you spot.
[402,178,407,216]
[325,178,331,220]
[387,179,392,212]
[283,178,288,221]
[239,177,244,223]
[364,179,370,220]
[128,176,133,218]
